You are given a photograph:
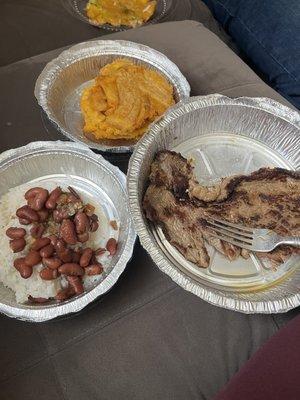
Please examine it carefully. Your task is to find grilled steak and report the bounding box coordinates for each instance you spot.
[143,150,300,268]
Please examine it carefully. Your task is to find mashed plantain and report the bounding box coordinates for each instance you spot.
[86,0,157,28]
[81,59,175,141]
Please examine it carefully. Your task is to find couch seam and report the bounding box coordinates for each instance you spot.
[211,81,262,93]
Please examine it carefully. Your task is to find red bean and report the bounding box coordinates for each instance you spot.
[28,295,49,304]
[60,219,77,245]
[14,258,33,279]
[90,214,98,222]
[42,257,62,270]
[58,250,73,263]
[25,187,44,200]
[53,208,69,223]
[67,276,84,295]
[54,239,72,263]
[58,263,84,276]
[6,227,26,239]
[90,220,99,232]
[74,212,90,234]
[106,238,117,256]
[25,187,49,211]
[40,244,54,258]
[40,268,58,280]
[16,205,39,223]
[79,248,93,267]
[55,286,75,301]
[9,238,26,253]
[45,187,62,210]
[31,237,50,251]
[25,250,42,267]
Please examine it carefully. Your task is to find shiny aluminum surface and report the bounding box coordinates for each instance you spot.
[34,40,190,153]
[127,94,300,314]
[0,141,136,322]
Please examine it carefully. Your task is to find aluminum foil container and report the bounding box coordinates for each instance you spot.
[127,94,300,314]
[62,0,173,31]
[0,141,136,322]
[34,40,190,153]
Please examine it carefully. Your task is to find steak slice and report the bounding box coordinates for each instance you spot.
[144,185,210,267]
[143,150,300,268]
[144,185,242,268]
[149,150,193,198]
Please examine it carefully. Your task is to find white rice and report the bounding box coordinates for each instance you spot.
[0,181,118,303]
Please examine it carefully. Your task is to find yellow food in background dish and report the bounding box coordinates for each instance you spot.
[80,59,175,141]
[86,0,157,27]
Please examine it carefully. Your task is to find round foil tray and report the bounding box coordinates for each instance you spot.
[0,141,136,322]
[127,94,300,314]
[34,40,190,153]
[62,0,172,31]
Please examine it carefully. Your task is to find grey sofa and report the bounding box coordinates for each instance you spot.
[0,3,298,399]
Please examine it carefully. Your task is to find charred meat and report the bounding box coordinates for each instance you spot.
[143,151,300,268]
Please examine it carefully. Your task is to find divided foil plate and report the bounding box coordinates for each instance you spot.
[127,95,300,314]
[34,40,190,153]
[0,141,136,322]
[62,0,173,31]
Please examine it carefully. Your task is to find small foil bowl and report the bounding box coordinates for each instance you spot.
[62,0,173,31]
[0,141,136,322]
[127,94,300,314]
[34,40,190,153]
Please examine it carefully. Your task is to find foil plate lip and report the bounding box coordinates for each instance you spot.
[0,141,136,322]
[127,94,300,314]
[62,0,170,31]
[34,40,191,154]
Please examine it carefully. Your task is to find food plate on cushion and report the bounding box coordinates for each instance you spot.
[34,40,190,153]
[0,141,136,322]
[62,0,173,31]
[127,94,300,314]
